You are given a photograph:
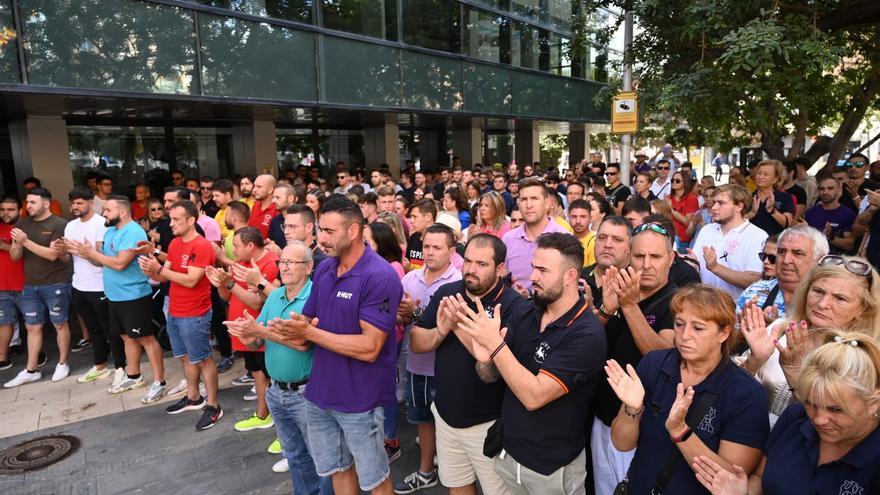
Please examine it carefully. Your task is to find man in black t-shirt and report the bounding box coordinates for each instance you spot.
[410,233,527,495]
[406,199,437,271]
[590,222,677,495]
[456,233,605,494]
[603,163,631,213]
[782,160,808,218]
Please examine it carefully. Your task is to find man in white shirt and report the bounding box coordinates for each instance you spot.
[689,184,767,300]
[649,159,673,200]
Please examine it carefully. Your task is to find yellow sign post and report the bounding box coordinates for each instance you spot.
[611,91,639,134]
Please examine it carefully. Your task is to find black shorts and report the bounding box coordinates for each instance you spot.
[243,351,267,375]
[108,296,156,339]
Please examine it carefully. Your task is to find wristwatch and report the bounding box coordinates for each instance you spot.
[225,280,236,291]
[257,279,267,292]
[671,427,693,443]
[152,248,161,257]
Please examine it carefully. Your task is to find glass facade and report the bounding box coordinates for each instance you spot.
[0,0,19,83]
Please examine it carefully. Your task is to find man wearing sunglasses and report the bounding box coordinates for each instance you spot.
[603,163,631,214]
[649,158,673,200]
[842,153,879,211]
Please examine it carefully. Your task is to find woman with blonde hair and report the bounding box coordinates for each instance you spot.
[377,210,408,254]
[747,159,795,236]
[606,284,769,494]
[739,255,880,420]
[694,331,880,494]
[466,191,509,239]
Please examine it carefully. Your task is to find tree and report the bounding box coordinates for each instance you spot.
[599,0,880,167]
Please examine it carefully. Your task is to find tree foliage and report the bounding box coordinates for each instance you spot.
[597,0,880,166]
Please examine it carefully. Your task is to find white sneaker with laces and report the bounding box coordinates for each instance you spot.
[272,458,289,473]
[142,381,168,404]
[52,363,70,382]
[109,368,126,392]
[167,378,188,397]
[78,365,112,383]
[4,369,41,388]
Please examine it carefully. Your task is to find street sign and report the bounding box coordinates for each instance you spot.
[612,91,639,134]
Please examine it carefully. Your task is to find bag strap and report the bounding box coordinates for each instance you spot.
[652,391,719,494]
[761,283,781,311]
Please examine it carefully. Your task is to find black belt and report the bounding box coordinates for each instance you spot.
[272,378,308,391]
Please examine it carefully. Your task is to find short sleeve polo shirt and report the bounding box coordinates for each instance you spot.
[258,280,315,383]
[501,218,571,291]
[625,349,770,494]
[501,298,607,475]
[249,201,278,238]
[302,245,403,413]
[691,220,768,301]
[401,263,462,377]
[419,279,529,429]
[762,403,880,495]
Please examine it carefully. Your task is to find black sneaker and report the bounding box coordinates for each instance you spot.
[196,405,223,430]
[385,440,401,464]
[165,396,206,415]
[394,470,438,494]
[0,360,11,371]
[71,339,92,353]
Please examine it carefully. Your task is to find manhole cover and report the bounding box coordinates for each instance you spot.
[0,435,80,474]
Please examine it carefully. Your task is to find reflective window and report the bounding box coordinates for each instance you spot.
[402,51,463,111]
[547,0,571,31]
[199,13,317,101]
[321,35,400,107]
[548,33,571,76]
[277,128,317,173]
[510,21,540,69]
[319,129,364,167]
[403,0,460,53]
[0,0,19,83]
[186,0,313,24]
[463,7,503,64]
[21,0,198,94]
[320,0,390,39]
[510,0,542,22]
[174,128,234,180]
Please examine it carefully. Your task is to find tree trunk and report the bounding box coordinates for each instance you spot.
[760,130,786,161]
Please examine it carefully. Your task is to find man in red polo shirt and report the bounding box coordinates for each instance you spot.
[206,226,279,433]
[139,199,221,430]
[0,197,25,370]
[249,174,278,238]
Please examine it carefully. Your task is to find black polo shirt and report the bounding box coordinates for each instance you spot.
[751,190,795,236]
[268,214,286,249]
[580,263,603,307]
[593,280,677,426]
[670,254,701,287]
[501,297,607,475]
[418,279,528,428]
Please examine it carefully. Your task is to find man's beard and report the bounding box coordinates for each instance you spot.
[532,283,562,307]
[241,190,252,197]
[2,216,19,225]
[105,216,120,227]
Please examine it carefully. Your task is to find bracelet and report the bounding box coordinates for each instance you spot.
[490,341,507,360]
[156,265,164,276]
[624,404,644,418]
[597,305,615,319]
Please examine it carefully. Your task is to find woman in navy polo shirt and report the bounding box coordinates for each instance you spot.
[693,331,880,494]
[606,284,770,494]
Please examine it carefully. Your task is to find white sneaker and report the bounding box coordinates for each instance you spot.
[4,369,41,388]
[77,365,112,383]
[167,378,188,397]
[109,375,146,394]
[52,363,70,382]
[109,368,126,391]
[199,382,207,398]
[142,381,168,404]
[272,458,289,473]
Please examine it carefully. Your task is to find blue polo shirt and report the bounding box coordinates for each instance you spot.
[302,245,403,413]
[101,221,151,302]
[626,349,770,494]
[762,403,880,494]
[257,280,314,383]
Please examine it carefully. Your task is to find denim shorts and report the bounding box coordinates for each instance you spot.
[20,283,71,325]
[406,372,436,424]
[305,399,389,491]
[166,310,212,364]
[0,291,20,325]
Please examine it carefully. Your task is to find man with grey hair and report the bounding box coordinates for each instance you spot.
[249,174,278,238]
[736,225,830,318]
[225,242,330,490]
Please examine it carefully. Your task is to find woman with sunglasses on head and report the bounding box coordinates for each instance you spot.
[738,255,880,422]
[606,285,770,495]
[694,331,880,495]
[668,171,701,253]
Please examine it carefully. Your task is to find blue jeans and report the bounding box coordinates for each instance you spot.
[305,399,389,491]
[166,310,212,364]
[20,283,70,325]
[0,291,20,325]
[266,384,333,495]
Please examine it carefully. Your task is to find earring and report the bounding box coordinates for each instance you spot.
[873,410,880,420]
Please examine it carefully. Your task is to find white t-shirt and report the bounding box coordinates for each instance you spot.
[64,213,107,292]
[650,177,672,200]
[691,219,767,301]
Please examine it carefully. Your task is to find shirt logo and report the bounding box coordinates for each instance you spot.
[534,341,551,364]
[645,314,656,326]
[262,214,272,226]
[336,291,353,300]
[180,254,190,268]
[840,481,864,495]
[698,406,717,434]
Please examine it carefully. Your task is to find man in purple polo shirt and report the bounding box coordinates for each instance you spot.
[501,178,571,295]
[394,224,461,493]
[273,196,402,495]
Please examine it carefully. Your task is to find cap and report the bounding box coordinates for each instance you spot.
[435,212,462,235]
[635,149,647,157]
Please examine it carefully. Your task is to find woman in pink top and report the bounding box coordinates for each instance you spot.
[467,191,510,240]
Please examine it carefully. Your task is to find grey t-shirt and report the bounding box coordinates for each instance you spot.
[17,215,72,285]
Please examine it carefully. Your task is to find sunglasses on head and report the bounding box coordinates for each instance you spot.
[819,255,873,287]
[632,222,669,237]
[758,252,776,264]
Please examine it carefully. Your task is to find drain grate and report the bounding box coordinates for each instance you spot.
[0,435,80,474]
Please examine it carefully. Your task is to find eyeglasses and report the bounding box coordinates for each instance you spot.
[632,223,669,237]
[758,252,777,264]
[277,259,310,268]
[656,166,670,171]
[282,223,303,231]
[818,255,873,287]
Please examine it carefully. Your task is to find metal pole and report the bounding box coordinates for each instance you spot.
[619,10,633,185]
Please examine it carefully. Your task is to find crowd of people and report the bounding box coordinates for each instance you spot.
[1,148,880,495]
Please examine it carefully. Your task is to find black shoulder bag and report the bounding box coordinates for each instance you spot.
[613,390,719,495]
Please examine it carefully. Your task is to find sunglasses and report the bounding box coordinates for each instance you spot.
[605,172,618,177]
[337,175,346,179]
[819,255,873,287]
[758,252,777,264]
[149,208,163,212]
[656,166,670,171]
[672,179,683,184]
[632,222,669,237]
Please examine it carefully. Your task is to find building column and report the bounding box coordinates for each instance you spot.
[364,115,400,177]
[9,116,75,214]
[453,117,482,168]
[232,120,277,176]
[514,120,540,167]
[569,123,590,165]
